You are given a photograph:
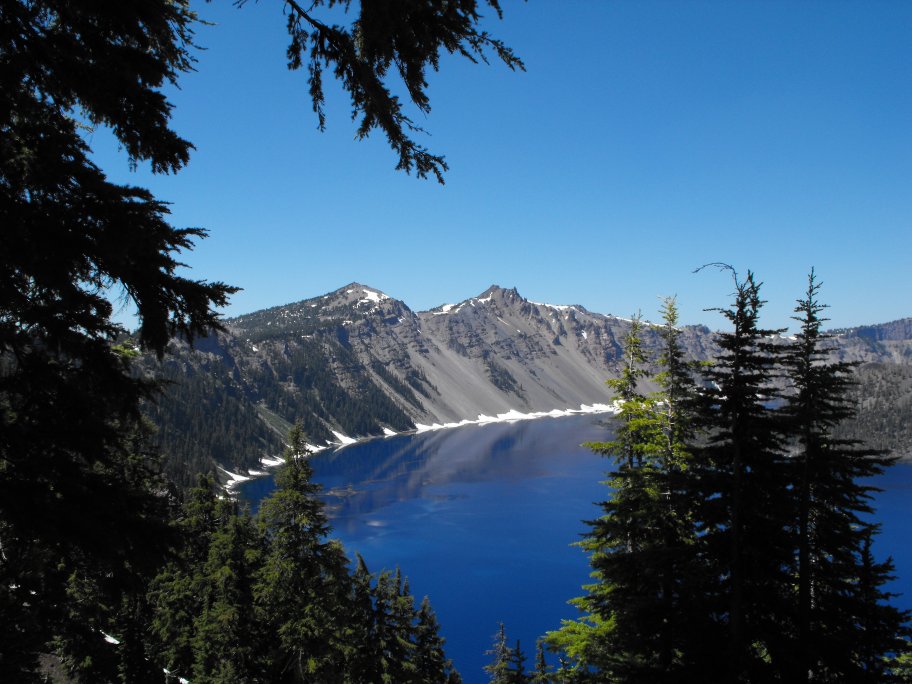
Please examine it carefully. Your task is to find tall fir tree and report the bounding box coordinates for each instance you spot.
[346,555,385,681]
[2,1,521,676]
[548,308,703,681]
[531,639,551,684]
[254,425,352,682]
[508,639,530,683]
[47,426,179,684]
[372,568,420,683]
[547,269,910,681]
[782,270,910,680]
[485,623,529,684]
[191,498,263,684]
[414,595,461,684]
[690,268,794,680]
[648,296,706,678]
[549,315,656,677]
[147,475,220,682]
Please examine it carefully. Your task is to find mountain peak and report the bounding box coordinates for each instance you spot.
[479,284,523,301]
[320,283,396,309]
[331,282,389,299]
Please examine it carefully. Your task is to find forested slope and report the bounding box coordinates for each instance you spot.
[138,285,912,486]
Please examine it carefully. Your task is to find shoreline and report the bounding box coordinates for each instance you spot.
[222,402,621,492]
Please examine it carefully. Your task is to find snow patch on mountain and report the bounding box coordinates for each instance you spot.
[413,403,619,434]
[359,288,389,305]
[331,430,358,446]
[530,300,577,312]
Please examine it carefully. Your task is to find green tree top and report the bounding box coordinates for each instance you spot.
[2,2,521,678]
[280,0,524,182]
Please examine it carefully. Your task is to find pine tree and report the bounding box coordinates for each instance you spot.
[783,270,910,680]
[586,314,667,677]
[414,596,460,684]
[531,639,550,684]
[333,558,459,684]
[55,571,167,684]
[346,555,385,681]
[191,499,263,683]
[891,650,912,683]
[484,623,531,683]
[2,1,521,675]
[280,0,524,182]
[508,639,530,683]
[547,270,910,681]
[148,476,220,682]
[547,316,653,676]
[2,2,234,674]
[485,623,514,683]
[852,534,910,682]
[0,521,54,682]
[690,268,793,680]
[648,297,705,678]
[372,568,419,683]
[548,309,703,680]
[48,428,179,684]
[254,425,351,682]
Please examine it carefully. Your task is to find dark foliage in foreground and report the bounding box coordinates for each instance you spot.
[546,272,911,682]
[2,0,519,678]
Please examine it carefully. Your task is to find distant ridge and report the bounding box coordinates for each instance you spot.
[139,283,912,487]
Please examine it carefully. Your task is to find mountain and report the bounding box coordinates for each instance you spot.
[138,284,912,487]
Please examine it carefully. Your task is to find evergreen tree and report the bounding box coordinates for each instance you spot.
[531,639,550,684]
[649,297,705,676]
[254,424,351,682]
[852,534,910,682]
[783,270,910,680]
[148,476,221,682]
[280,0,524,182]
[690,268,793,680]
[892,651,912,683]
[414,596,461,684]
[0,521,53,682]
[573,314,665,677]
[55,571,166,684]
[345,555,385,682]
[1,2,233,675]
[508,639,530,683]
[191,499,263,683]
[548,309,703,680]
[2,1,521,675]
[485,623,529,683]
[46,427,179,684]
[253,457,470,684]
[372,568,419,683]
[547,270,910,681]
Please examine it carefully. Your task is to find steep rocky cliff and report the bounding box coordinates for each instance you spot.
[140,283,911,484]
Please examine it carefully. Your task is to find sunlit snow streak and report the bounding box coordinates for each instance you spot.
[413,403,618,433]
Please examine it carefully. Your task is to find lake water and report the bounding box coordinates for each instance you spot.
[239,415,912,683]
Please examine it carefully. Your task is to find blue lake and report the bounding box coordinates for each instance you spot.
[239,415,912,683]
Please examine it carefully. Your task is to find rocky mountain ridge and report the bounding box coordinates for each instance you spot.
[224,282,720,425]
[141,283,912,486]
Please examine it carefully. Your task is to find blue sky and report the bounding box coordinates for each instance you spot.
[91,0,911,331]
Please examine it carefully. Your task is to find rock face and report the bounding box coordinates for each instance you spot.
[225,283,714,427]
[143,283,912,478]
[827,319,912,364]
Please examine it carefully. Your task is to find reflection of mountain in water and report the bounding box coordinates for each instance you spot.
[307,415,615,523]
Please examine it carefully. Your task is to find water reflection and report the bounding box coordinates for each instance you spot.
[237,416,910,684]
[311,419,594,529]
[240,416,615,527]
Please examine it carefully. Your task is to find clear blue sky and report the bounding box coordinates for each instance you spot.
[91,0,911,331]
